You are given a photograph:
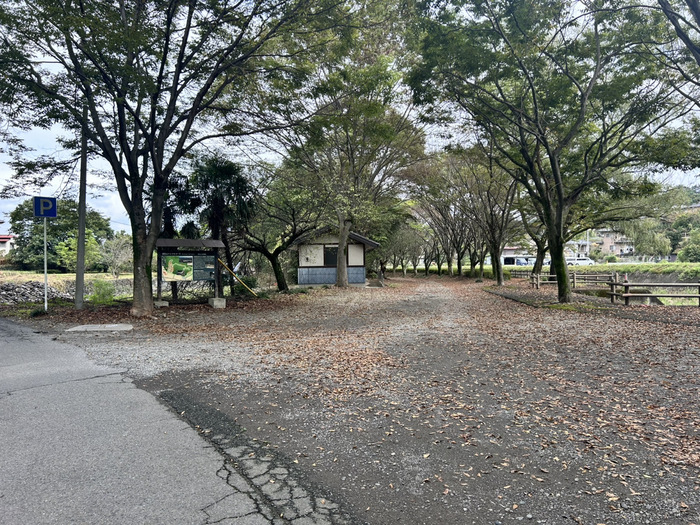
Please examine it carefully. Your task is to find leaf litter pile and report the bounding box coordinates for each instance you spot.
[29,278,700,524]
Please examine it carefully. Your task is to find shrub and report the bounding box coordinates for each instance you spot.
[678,266,700,281]
[234,276,258,296]
[605,255,618,263]
[88,279,116,304]
[30,307,47,317]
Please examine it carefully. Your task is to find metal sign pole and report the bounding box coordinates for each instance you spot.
[44,217,48,311]
[33,196,57,312]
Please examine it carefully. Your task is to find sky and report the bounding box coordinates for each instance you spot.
[2,123,699,238]
[0,127,132,236]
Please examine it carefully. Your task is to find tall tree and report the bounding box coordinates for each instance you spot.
[101,232,133,279]
[237,169,326,292]
[449,146,520,285]
[0,0,347,315]
[409,0,687,302]
[56,229,102,273]
[263,1,425,287]
[667,209,700,253]
[657,0,700,70]
[190,156,256,295]
[410,159,471,277]
[616,218,672,259]
[678,226,700,261]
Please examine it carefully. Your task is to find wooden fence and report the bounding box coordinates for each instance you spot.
[523,271,700,306]
[509,270,533,279]
[529,272,614,289]
[512,270,700,306]
[607,281,700,306]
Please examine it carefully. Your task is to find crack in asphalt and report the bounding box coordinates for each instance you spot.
[3,371,126,395]
[156,388,358,525]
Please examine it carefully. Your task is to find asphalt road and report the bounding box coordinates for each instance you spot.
[0,317,349,525]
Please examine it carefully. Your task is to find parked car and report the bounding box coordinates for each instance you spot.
[566,256,595,266]
[503,256,529,266]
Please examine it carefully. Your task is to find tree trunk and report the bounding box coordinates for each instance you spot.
[532,243,548,275]
[266,252,289,292]
[336,216,351,287]
[223,239,236,297]
[489,245,505,285]
[423,252,431,276]
[124,168,164,317]
[131,223,154,316]
[549,236,571,303]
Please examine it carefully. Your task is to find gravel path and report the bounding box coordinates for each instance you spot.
[18,278,700,525]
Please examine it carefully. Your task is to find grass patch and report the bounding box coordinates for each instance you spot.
[545,302,607,312]
[282,287,310,295]
[0,298,74,319]
[30,307,48,317]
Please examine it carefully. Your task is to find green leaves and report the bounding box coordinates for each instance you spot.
[8,198,112,271]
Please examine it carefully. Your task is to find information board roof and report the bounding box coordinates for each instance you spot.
[156,239,225,249]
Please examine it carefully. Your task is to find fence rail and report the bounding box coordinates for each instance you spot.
[509,270,532,279]
[608,281,700,306]
[515,271,700,306]
[529,272,615,289]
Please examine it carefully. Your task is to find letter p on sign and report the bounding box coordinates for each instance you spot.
[33,197,58,218]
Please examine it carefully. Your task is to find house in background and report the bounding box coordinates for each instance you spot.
[0,235,15,256]
[293,228,380,286]
[598,229,634,257]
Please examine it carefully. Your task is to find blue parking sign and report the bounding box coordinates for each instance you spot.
[33,197,57,218]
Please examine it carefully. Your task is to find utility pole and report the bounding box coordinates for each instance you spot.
[75,104,87,309]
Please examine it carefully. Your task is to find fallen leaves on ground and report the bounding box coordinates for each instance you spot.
[19,277,700,524]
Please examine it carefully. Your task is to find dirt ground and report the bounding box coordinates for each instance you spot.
[12,277,700,525]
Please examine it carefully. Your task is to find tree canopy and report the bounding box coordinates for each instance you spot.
[8,198,112,271]
[409,0,688,301]
[265,3,426,286]
[0,0,350,315]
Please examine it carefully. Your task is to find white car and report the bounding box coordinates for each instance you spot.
[566,256,595,266]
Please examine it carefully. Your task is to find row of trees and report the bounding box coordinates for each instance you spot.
[2,0,700,314]
[6,199,133,278]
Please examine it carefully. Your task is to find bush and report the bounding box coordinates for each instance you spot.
[605,255,618,263]
[0,256,16,269]
[678,266,700,281]
[233,276,258,296]
[88,279,115,304]
[30,307,48,317]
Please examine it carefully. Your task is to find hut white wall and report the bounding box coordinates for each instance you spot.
[299,244,324,267]
[348,244,364,266]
